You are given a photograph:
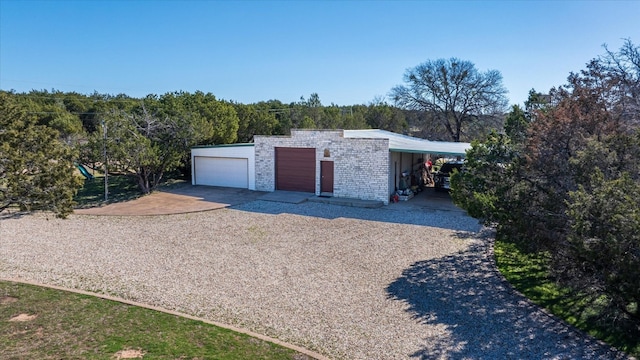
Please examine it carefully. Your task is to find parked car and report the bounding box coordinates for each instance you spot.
[433,161,464,191]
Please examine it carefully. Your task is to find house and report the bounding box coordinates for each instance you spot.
[191,129,470,205]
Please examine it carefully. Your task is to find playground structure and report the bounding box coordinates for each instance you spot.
[75,164,94,180]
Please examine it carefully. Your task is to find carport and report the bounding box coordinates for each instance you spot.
[343,130,470,194]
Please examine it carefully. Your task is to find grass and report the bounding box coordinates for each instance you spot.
[74,173,142,208]
[74,172,189,208]
[494,239,639,358]
[0,281,312,360]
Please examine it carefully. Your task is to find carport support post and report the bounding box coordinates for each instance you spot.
[102,120,108,202]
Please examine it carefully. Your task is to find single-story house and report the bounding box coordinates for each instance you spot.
[191,129,470,205]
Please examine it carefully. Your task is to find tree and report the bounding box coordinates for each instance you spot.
[259,100,291,135]
[233,102,278,142]
[562,134,640,325]
[450,131,523,225]
[320,105,341,129]
[390,58,508,142]
[295,93,324,129]
[12,90,84,142]
[517,41,639,253]
[404,109,449,140]
[84,94,221,194]
[304,92,322,108]
[597,39,640,131]
[503,104,529,144]
[299,115,316,129]
[79,92,139,134]
[157,91,238,145]
[516,49,639,252]
[0,92,82,218]
[453,41,640,333]
[341,105,369,130]
[524,89,551,121]
[365,99,407,133]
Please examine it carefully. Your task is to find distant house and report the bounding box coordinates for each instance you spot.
[191,129,470,205]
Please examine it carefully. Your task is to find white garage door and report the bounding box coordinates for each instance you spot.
[194,156,248,188]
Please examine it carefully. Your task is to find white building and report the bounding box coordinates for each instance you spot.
[191,129,470,205]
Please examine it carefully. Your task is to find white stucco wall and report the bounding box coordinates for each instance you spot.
[190,144,256,190]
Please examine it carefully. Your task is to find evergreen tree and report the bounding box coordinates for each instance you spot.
[0,92,82,218]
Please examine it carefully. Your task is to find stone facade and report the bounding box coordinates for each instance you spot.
[255,130,390,204]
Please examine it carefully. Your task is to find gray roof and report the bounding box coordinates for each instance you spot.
[343,129,470,156]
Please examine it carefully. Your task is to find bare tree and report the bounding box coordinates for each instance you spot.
[391,58,509,142]
[600,38,640,130]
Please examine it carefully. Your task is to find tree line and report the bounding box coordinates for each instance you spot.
[3,90,407,143]
[1,66,509,207]
[2,88,506,146]
[452,39,640,342]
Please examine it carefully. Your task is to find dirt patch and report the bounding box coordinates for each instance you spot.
[113,348,145,359]
[9,313,37,322]
[0,296,18,304]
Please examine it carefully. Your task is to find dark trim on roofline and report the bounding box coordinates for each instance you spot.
[191,143,255,149]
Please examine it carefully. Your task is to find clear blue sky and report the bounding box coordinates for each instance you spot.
[1,0,639,107]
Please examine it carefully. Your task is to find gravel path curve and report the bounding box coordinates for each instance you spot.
[0,201,630,359]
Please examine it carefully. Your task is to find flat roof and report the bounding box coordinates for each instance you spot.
[191,143,254,149]
[343,129,470,156]
[191,130,470,156]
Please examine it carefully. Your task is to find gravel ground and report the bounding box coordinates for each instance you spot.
[0,201,630,359]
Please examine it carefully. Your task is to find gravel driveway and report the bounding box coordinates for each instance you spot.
[0,201,629,359]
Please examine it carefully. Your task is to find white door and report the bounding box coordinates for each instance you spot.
[194,157,248,188]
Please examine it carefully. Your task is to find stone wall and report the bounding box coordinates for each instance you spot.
[255,130,390,204]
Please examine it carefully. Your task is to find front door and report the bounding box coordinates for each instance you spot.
[320,161,334,195]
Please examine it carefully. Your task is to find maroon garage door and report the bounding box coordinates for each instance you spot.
[275,147,316,192]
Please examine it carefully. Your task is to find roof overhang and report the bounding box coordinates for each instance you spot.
[343,129,470,156]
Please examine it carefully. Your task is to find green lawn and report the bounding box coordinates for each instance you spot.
[0,281,312,360]
[74,172,188,208]
[74,173,142,208]
[494,240,639,358]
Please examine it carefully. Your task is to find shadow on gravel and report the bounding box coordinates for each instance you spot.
[0,210,30,220]
[386,238,629,359]
[231,200,482,232]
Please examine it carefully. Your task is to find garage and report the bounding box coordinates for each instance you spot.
[194,157,248,188]
[275,147,316,192]
[191,144,256,190]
